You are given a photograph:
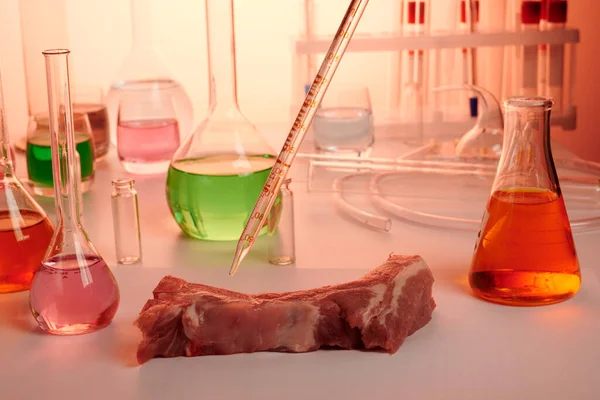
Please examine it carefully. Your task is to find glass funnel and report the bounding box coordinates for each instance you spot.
[468,96,581,306]
[29,50,119,335]
[0,68,54,294]
[166,0,277,241]
[26,111,96,197]
[105,0,193,148]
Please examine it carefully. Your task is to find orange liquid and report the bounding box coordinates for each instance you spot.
[0,210,54,293]
[469,188,581,306]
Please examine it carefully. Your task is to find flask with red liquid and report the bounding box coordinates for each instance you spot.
[0,67,54,294]
[29,49,120,335]
[468,96,581,306]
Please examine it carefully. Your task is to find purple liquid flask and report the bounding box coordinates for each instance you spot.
[29,49,120,335]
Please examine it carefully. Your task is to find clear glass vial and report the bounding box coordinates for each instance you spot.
[268,178,296,265]
[111,178,142,264]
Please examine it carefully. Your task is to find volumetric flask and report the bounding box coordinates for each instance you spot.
[105,0,193,148]
[26,111,95,197]
[117,81,181,175]
[72,85,110,159]
[166,0,276,241]
[29,49,119,335]
[312,83,374,156]
[468,96,580,306]
[0,68,54,293]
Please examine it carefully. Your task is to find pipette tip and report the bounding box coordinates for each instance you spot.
[229,243,250,276]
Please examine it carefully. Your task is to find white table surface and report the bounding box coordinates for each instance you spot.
[2,132,600,400]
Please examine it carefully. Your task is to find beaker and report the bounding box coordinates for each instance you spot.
[29,49,119,335]
[72,85,110,159]
[116,81,181,174]
[26,111,96,197]
[312,84,374,156]
[468,96,581,306]
[166,0,277,241]
[0,68,54,294]
[105,0,193,148]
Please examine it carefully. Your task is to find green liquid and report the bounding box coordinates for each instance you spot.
[26,132,95,187]
[166,154,275,241]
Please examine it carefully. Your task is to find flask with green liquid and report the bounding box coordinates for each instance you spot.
[166,0,276,241]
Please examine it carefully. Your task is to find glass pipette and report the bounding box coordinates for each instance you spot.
[229,0,371,275]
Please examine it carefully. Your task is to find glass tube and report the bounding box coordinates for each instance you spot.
[111,178,142,264]
[268,178,295,265]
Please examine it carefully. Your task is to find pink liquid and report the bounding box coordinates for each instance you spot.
[117,118,180,164]
[29,254,120,335]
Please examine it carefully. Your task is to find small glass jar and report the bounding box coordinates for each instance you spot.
[111,178,142,264]
[268,178,295,265]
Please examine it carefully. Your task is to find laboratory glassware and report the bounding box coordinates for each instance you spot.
[312,84,374,156]
[166,0,277,241]
[545,0,567,113]
[111,178,142,265]
[26,111,95,197]
[268,178,296,266]
[105,0,193,147]
[0,68,54,293]
[468,96,580,306]
[117,82,181,174]
[230,0,371,275]
[518,1,542,96]
[400,0,428,144]
[29,49,120,335]
[72,85,110,159]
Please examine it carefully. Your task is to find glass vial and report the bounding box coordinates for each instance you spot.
[468,96,581,306]
[268,178,295,265]
[111,178,142,264]
[29,49,120,335]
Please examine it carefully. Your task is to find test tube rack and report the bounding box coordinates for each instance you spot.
[291,0,579,146]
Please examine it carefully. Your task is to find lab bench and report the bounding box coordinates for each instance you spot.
[1,134,600,400]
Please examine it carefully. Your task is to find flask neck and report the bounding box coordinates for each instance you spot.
[0,70,15,177]
[205,0,241,116]
[43,50,84,232]
[495,97,558,193]
[131,0,154,51]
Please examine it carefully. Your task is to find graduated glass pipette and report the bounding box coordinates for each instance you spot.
[229,0,371,275]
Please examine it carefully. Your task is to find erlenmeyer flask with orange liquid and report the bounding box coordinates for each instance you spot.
[468,96,581,306]
[0,67,54,293]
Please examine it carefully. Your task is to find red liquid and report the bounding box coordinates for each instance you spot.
[29,254,120,335]
[0,210,54,293]
[469,188,581,306]
[117,118,180,163]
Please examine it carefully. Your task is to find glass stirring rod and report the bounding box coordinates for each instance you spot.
[229,0,371,276]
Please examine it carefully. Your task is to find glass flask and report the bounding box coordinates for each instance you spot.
[105,0,193,148]
[268,178,295,266]
[116,82,181,174]
[72,85,110,159]
[468,96,581,306]
[111,178,142,265]
[166,0,277,241]
[0,68,54,294]
[26,111,96,197]
[29,49,120,335]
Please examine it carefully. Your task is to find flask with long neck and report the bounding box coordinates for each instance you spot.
[166,0,277,241]
[0,67,54,293]
[29,49,120,334]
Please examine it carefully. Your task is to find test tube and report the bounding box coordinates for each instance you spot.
[111,178,142,264]
[519,1,542,96]
[538,0,549,95]
[546,0,567,113]
[268,178,295,266]
[459,0,480,117]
